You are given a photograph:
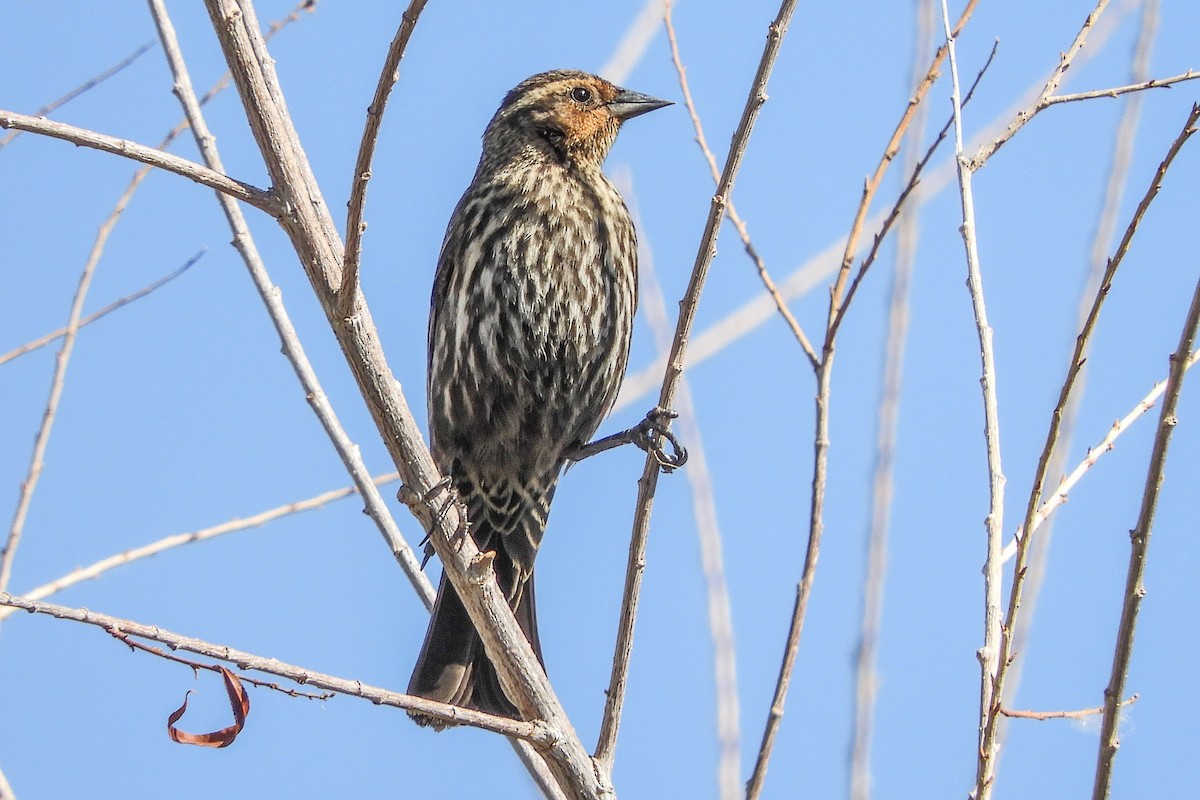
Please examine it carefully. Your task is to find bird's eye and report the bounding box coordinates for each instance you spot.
[570,87,592,103]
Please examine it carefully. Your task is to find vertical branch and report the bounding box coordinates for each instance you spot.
[1091,104,1200,800]
[621,171,740,800]
[593,0,799,772]
[749,5,981,798]
[937,2,1007,798]
[848,2,935,797]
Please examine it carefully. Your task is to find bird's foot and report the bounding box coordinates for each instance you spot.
[398,476,469,567]
[568,406,688,473]
[632,407,688,472]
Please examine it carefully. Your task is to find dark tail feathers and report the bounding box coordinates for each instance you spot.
[407,571,542,729]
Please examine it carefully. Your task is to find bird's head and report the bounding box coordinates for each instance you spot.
[483,70,671,167]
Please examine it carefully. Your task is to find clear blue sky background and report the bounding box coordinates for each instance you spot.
[2,1,1198,798]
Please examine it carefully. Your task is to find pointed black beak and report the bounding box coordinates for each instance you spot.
[608,88,673,121]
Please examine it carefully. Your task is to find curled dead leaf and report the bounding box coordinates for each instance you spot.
[167,666,250,748]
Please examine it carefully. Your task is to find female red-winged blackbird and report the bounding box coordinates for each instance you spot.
[408,70,670,726]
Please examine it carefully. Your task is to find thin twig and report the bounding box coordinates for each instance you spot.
[1092,104,1200,800]
[339,0,428,309]
[1045,69,1198,106]
[0,474,398,621]
[969,0,1112,169]
[112,631,335,700]
[146,0,433,610]
[988,55,1196,780]
[748,5,982,798]
[0,111,278,214]
[2,159,121,594]
[663,0,818,369]
[0,0,312,598]
[830,40,998,346]
[0,250,204,366]
[0,40,155,150]
[619,170,739,800]
[1002,694,1136,721]
[0,593,554,741]
[594,0,799,774]
[1001,349,1200,564]
[618,6,1132,413]
[826,0,981,334]
[999,2,1162,731]
[849,3,935,797]
[938,2,1008,797]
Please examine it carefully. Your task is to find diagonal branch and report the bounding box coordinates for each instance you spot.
[0,474,399,622]
[0,251,203,366]
[1091,103,1200,800]
[968,0,1111,168]
[989,100,1200,790]
[199,2,599,796]
[663,0,818,369]
[825,0,980,335]
[1045,68,1199,106]
[0,40,155,150]
[339,0,429,307]
[0,110,279,213]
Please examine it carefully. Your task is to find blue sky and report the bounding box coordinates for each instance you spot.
[2,1,1198,798]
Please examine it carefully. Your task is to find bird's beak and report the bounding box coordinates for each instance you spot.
[607,89,673,121]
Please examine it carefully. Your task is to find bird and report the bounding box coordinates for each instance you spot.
[407,69,671,727]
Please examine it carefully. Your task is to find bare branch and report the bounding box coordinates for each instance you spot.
[148,0,433,610]
[969,0,1112,168]
[749,4,983,798]
[200,3,599,795]
[1002,350,1200,564]
[112,630,335,700]
[1092,103,1200,800]
[1003,695,1137,721]
[997,7,1164,694]
[1045,69,1199,106]
[0,249,203,366]
[993,56,1195,777]
[340,0,429,309]
[0,474,399,622]
[623,171,740,800]
[829,40,998,345]
[0,110,278,214]
[663,0,818,369]
[595,0,800,774]
[0,593,555,742]
[825,0,981,336]
[938,2,1009,797]
[0,40,155,150]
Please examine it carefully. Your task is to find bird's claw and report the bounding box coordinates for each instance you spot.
[398,476,469,568]
[634,407,688,473]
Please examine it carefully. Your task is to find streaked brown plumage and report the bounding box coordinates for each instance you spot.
[408,70,670,726]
